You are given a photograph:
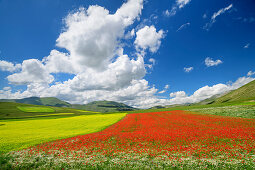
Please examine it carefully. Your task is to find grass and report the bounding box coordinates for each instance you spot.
[214,79,255,104]
[0,113,126,153]
[0,102,102,119]
[128,101,255,118]
[17,106,55,113]
[22,113,75,117]
[187,105,255,118]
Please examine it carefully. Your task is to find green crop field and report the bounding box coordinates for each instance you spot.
[0,113,126,153]
[0,102,102,119]
[17,106,55,113]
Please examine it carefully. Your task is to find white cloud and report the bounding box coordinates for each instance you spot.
[244,43,250,49]
[169,75,255,105]
[135,25,164,53]
[170,91,187,98]
[205,57,223,67]
[203,4,233,31]
[169,0,191,17]
[56,0,143,71]
[149,58,156,65]
[158,84,170,94]
[203,13,207,19]
[66,54,146,91]
[163,10,170,17]
[184,67,193,72]
[0,60,21,72]
[176,22,190,32]
[247,71,255,77]
[43,50,77,74]
[7,59,54,85]
[124,29,135,39]
[229,76,255,90]
[177,0,192,9]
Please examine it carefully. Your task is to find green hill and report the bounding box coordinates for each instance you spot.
[0,97,137,113]
[0,102,99,119]
[214,80,255,104]
[197,80,255,105]
[0,97,71,107]
[72,101,137,113]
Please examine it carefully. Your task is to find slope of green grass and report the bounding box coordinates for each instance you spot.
[214,80,255,103]
[128,101,255,118]
[72,100,137,113]
[17,106,55,113]
[0,97,71,107]
[0,113,126,153]
[187,105,255,118]
[0,102,100,119]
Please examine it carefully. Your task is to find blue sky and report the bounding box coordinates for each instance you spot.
[0,0,254,108]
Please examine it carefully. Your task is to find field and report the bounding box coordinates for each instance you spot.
[0,101,255,169]
[187,105,255,118]
[1,110,254,169]
[0,102,100,119]
[17,106,55,113]
[0,113,126,153]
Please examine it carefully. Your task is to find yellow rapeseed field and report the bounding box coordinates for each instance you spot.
[0,113,126,153]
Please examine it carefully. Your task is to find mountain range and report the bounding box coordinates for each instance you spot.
[1,80,255,112]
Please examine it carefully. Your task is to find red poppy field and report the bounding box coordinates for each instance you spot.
[7,110,255,169]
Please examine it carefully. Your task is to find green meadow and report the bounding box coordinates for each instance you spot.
[17,106,55,113]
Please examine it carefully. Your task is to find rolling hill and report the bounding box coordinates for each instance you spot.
[72,101,137,112]
[0,97,137,113]
[213,79,255,103]
[0,97,71,107]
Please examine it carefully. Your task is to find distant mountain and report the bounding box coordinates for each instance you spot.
[197,93,228,105]
[149,104,185,109]
[0,97,136,112]
[72,101,137,112]
[0,97,71,107]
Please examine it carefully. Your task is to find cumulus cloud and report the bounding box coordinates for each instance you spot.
[43,50,76,74]
[203,4,233,31]
[0,60,21,72]
[7,59,54,85]
[169,0,191,17]
[176,22,190,32]
[66,54,146,91]
[205,57,223,67]
[56,0,143,71]
[135,25,164,53]
[184,67,193,72]
[169,75,255,105]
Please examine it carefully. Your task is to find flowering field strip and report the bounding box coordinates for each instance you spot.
[0,113,126,153]
[6,110,255,169]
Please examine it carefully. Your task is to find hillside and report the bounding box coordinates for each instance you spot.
[0,97,71,107]
[0,102,99,119]
[72,101,137,112]
[214,80,255,104]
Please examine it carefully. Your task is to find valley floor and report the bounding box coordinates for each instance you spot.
[1,110,254,169]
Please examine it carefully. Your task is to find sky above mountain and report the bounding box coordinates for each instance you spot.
[0,0,254,108]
